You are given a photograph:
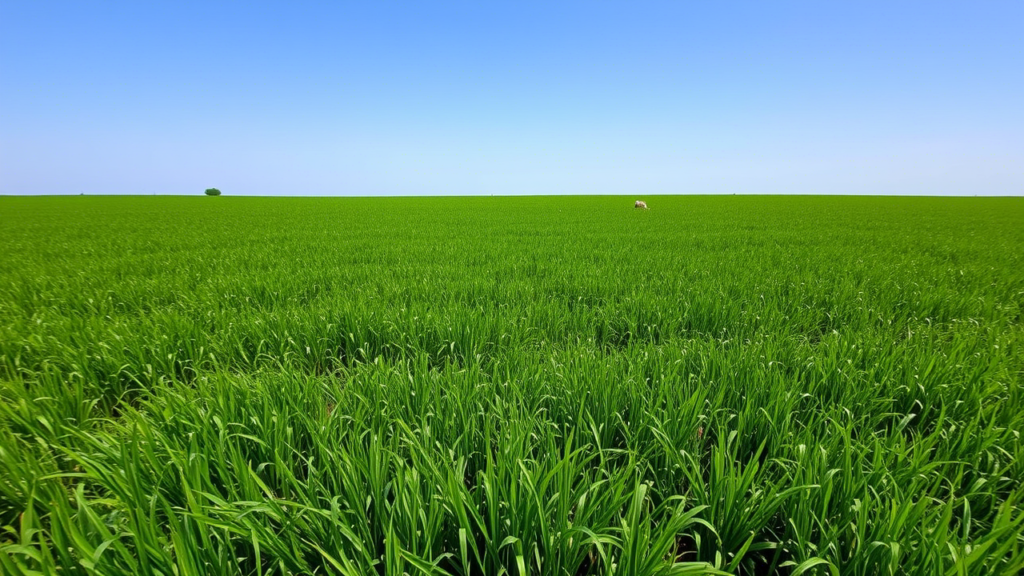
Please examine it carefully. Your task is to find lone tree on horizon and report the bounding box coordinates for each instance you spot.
[205,188,221,196]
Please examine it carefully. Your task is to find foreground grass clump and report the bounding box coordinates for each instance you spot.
[0,195,1022,575]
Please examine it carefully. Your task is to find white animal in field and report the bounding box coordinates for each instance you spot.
[634,200,648,209]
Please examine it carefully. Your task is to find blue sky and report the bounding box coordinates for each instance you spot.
[1,1,1021,196]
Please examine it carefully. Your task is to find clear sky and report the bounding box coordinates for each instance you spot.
[1,1,1022,196]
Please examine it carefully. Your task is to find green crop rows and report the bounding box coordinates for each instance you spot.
[1,195,1022,575]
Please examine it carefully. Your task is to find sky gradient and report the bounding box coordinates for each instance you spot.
[2,1,1022,196]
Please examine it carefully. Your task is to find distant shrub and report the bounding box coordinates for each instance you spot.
[205,188,222,196]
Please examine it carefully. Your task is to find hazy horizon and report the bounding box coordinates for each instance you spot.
[3,1,1022,197]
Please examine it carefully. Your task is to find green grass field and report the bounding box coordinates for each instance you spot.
[1,195,1022,575]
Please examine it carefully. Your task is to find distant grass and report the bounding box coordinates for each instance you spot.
[1,195,1022,575]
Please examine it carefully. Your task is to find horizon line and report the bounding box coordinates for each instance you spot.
[2,192,1022,199]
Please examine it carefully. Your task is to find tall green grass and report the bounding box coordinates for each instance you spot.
[1,195,1022,574]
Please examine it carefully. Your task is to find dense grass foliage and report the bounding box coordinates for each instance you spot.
[1,195,1022,575]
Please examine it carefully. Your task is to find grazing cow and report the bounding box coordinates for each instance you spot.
[634,200,648,209]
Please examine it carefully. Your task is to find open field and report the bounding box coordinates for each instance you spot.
[1,195,1023,575]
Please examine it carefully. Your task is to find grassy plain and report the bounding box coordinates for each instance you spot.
[1,195,1022,575]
